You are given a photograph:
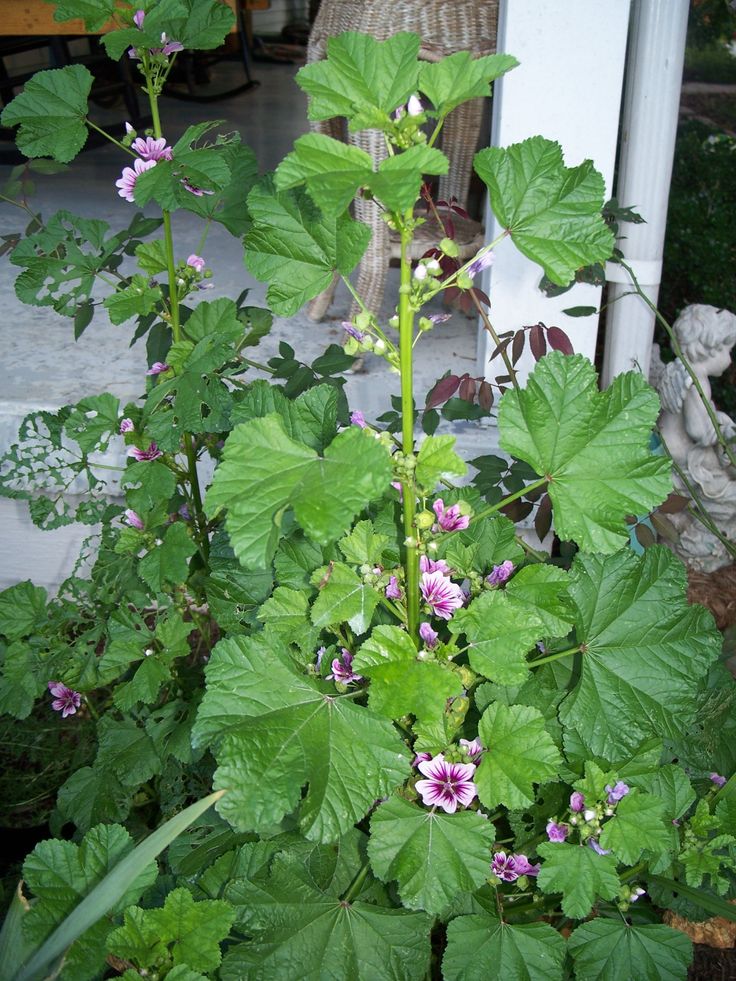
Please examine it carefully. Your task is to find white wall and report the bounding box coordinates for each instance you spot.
[477,0,631,380]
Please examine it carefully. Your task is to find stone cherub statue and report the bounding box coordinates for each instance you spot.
[650,303,736,571]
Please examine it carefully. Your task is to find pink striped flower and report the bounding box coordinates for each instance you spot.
[415,753,477,814]
[385,576,403,600]
[487,560,514,586]
[459,737,484,763]
[420,570,465,620]
[146,362,170,376]
[124,509,144,530]
[132,136,173,162]
[128,442,162,462]
[115,157,157,202]
[119,417,134,433]
[350,410,367,429]
[432,499,470,533]
[419,555,452,575]
[186,254,206,273]
[48,681,81,718]
[326,648,362,685]
[133,9,145,28]
[419,622,438,649]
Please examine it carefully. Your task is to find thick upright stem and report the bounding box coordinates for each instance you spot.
[399,214,419,642]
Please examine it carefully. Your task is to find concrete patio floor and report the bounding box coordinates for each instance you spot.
[0,61,494,590]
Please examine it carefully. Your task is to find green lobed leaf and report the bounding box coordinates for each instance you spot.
[338,520,390,567]
[568,919,692,981]
[221,854,431,980]
[275,133,373,215]
[1,65,92,162]
[474,136,614,285]
[138,523,198,593]
[206,416,392,569]
[414,434,467,495]
[296,31,421,127]
[353,625,463,723]
[368,796,495,915]
[245,178,371,316]
[64,393,120,454]
[103,0,235,60]
[559,547,721,760]
[56,766,131,834]
[0,581,47,641]
[48,0,117,31]
[536,841,620,919]
[192,635,411,841]
[443,912,566,981]
[310,562,381,635]
[103,275,162,325]
[106,887,235,974]
[475,702,561,809]
[258,586,322,654]
[598,791,670,865]
[418,52,519,117]
[370,144,449,213]
[498,353,672,552]
[95,716,162,789]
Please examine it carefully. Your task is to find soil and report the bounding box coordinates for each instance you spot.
[680,92,736,134]
[689,944,736,980]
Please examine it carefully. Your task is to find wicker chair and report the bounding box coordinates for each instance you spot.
[305,0,499,320]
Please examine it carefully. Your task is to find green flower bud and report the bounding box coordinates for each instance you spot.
[440,237,459,258]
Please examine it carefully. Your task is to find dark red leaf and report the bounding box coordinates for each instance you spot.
[650,512,680,544]
[501,500,534,521]
[478,380,494,411]
[425,374,461,409]
[469,288,491,308]
[451,202,470,219]
[546,326,574,355]
[444,216,455,239]
[458,375,476,403]
[489,337,511,362]
[494,374,512,384]
[658,493,690,514]
[511,330,525,365]
[534,493,552,541]
[635,523,656,548]
[529,324,547,361]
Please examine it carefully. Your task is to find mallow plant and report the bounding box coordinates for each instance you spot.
[0,3,735,979]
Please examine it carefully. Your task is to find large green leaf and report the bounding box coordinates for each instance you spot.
[206,416,392,569]
[370,144,449,213]
[418,52,519,117]
[138,523,198,593]
[536,841,620,919]
[474,136,614,285]
[245,178,370,316]
[222,854,430,980]
[598,791,670,865]
[103,0,234,60]
[1,65,92,162]
[275,133,373,215]
[192,636,411,841]
[296,31,421,128]
[310,562,381,635]
[0,581,47,641]
[49,0,116,31]
[559,547,721,760]
[443,913,566,981]
[498,353,672,552]
[414,435,467,495]
[568,919,692,981]
[475,703,561,809]
[353,625,463,722]
[368,796,495,915]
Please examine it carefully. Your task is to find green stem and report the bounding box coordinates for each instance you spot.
[239,356,277,374]
[341,861,371,903]
[469,286,519,389]
[465,476,549,529]
[398,211,419,643]
[185,436,209,565]
[86,118,133,154]
[529,644,581,668]
[620,260,736,470]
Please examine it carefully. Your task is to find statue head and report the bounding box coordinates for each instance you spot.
[673,304,736,374]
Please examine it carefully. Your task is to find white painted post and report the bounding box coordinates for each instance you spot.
[477,0,631,381]
[601,0,690,384]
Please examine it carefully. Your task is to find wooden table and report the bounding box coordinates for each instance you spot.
[0,0,238,35]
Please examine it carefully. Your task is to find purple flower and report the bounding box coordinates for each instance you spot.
[432,499,470,533]
[115,157,157,202]
[48,681,81,718]
[196,281,214,291]
[588,839,612,856]
[419,622,438,649]
[315,646,326,672]
[487,560,515,586]
[606,781,630,804]
[181,178,214,197]
[419,555,451,575]
[132,136,173,162]
[415,753,477,814]
[385,576,403,600]
[459,738,484,763]
[428,313,452,325]
[546,820,569,843]
[128,442,163,462]
[570,791,585,812]
[710,772,727,787]
[491,851,519,882]
[178,503,191,520]
[133,9,145,28]
[342,321,365,342]
[160,34,184,56]
[124,509,144,530]
[391,481,403,500]
[146,361,170,376]
[186,253,206,273]
[350,410,367,429]
[630,887,646,902]
[420,570,465,620]
[413,751,432,767]
[119,417,134,434]
[514,854,541,877]
[466,249,495,279]
[326,648,362,685]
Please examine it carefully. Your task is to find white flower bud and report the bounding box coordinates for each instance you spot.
[144,648,153,657]
[584,809,596,822]
[373,339,386,354]
[413,264,428,281]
